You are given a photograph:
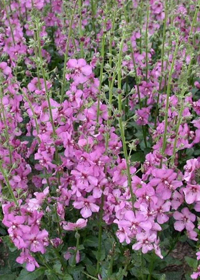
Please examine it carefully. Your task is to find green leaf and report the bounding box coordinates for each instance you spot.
[191,87,199,95]
[144,147,152,155]
[186,148,194,156]
[39,173,52,179]
[0,274,17,280]
[84,237,99,248]
[53,262,62,274]
[194,149,200,156]
[16,267,46,280]
[101,267,108,279]
[185,273,193,280]
[131,151,145,162]
[161,224,169,230]
[47,276,59,280]
[3,236,17,252]
[86,264,96,276]
[63,274,73,280]
[68,265,84,280]
[179,235,187,242]
[152,273,166,280]
[0,227,7,235]
[185,256,198,268]
[45,272,59,280]
[165,271,183,280]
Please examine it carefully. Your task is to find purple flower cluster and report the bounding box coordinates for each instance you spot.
[0,0,200,278]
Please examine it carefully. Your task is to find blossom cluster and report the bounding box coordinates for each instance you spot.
[0,0,200,278]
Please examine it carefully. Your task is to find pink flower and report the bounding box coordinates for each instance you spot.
[67,58,92,76]
[134,183,158,206]
[73,196,99,218]
[196,251,200,260]
[114,210,152,244]
[67,59,92,84]
[24,227,49,254]
[135,107,151,125]
[132,232,157,254]
[27,78,52,94]
[50,238,63,248]
[0,62,12,75]
[173,207,196,232]
[115,227,131,244]
[194,81,200,89]
[154,238,163,259]
[183,159,200,183]
[20,209,43,226]
[171,191,184,210]
[123,210,152,232]
[155,200,171,224]
[16,249,39,271]
[150,168,182,200]
[113,159,136,187]
[191,266,200,279]
[34,186,49,204]
[24,0,45,10]
[194,202,200,212]
[63,218,87,231]
[186,229,198,241]
[2,214,25,229]
[183,183,200,204]
[71,164,98,192]
[64,247,80,263]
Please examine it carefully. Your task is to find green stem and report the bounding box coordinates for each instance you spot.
[147,255,155,280]
[106,77,116,149]
[23,87,62,234]
[162,35,179,156]
[163,2,200,163]
[171,3,199,164]
[188,1,200,42]
[96,194,105,275]
[38,255,63,277]
[124,77,129,120]
[145,4,150,81]
[138,1,144,53]
[164,232,181,259]
[107,243,115,277]
[91,0,96,36]
[123,0,129,23]
[96,28,106,126]
[36,26,56,136]
[171,98,184,165]
[140,254,145,280]
[154,0,168,128]
[118,38,136,207]
[0,87,13,166]
[0,162,18,206]
[53,247,68,272]
[60,0,78,102]
[105,9,117,148]
[73,231,80,267]
[186,1,200,79]
[108,8,117,91]
[2,0,16,45]
[130,46,148,148]
[20,89,62,236]
[21,90,40,136]
[35,21,61,178]
[82,271,98,280]
[78,0,84,57]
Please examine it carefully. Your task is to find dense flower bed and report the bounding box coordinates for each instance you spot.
[0,0,200,279]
